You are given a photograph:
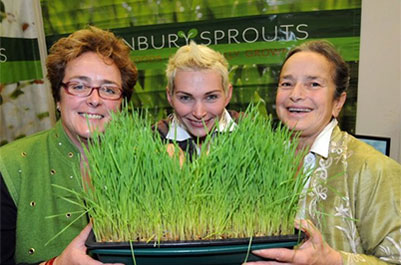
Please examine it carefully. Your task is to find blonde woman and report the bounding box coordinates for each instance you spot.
[156,41,239,159]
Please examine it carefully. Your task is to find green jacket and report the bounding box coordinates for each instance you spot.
[304,126,401,264]
[0,121,88,263]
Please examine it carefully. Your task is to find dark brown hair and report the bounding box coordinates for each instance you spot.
[46,26,137,102]
[280,40,350,99]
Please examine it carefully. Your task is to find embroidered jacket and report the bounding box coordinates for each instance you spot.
[303,125,401,264]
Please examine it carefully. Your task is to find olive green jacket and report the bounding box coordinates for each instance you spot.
[0,121,88,263]
[304,126,401,264]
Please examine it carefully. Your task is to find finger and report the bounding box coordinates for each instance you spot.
[77,225,125,265]
[295,219,327,254]
[80,223,93,238]
[74,223,92,244]
[166,144,176,157]
[295,219,319,239]
[67,223,92,251]
[294,219,310,234]
[252,248,295,263]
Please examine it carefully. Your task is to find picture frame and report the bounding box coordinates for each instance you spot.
[354,134,391,156]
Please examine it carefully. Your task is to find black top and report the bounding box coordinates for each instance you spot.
[154,110,241,160]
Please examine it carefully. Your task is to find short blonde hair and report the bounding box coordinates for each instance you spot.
[166,41,229,94]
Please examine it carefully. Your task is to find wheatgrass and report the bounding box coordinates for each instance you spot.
[65,103,308,243]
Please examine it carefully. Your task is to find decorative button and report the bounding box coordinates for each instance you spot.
[30,201,36,207]
[28,248,35,255]
[68,152,74,158]
[50,169,56,175]
[21,152,27,157]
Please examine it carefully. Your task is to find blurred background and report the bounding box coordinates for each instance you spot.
[0,0,361,141]
[1,0,400,162]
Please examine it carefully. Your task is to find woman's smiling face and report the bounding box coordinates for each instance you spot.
[167,69,232,139]
[276,51,346,143]
[58,51,123,148]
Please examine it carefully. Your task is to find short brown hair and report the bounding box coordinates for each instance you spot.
[46,26,137,102]
[281,40,350,99]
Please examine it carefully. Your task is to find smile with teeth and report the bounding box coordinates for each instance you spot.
[288,107,312,113]
[79,112,104,119]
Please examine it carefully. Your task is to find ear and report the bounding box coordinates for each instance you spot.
[224,84,233,107]
[166,87,174,107]
[332,92,347,118]
[56,102,60,111]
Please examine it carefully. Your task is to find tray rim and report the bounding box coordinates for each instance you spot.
[86,229,305,250]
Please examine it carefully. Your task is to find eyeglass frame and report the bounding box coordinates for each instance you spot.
[60,81,124,100]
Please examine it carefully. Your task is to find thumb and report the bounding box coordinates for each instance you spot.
[73,223,92,246]
[295,219,323,245]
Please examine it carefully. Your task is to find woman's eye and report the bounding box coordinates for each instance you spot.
[206,94,218,101]
[310,82,321,88]
[102,86,117,95]
[279,82,292,88]
[178,95,191,102]
[71,83,86,90]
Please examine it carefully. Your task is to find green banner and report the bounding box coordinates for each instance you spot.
[0,37,42,84]
[0,37,41,61]
[113,9,360,50]
[126,37,359,70]
[0,60,43,84]
[42,2,361,133]
[105,9,360,71]
[45,9,361,70]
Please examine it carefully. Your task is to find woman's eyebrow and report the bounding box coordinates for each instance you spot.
[279,74,294,81]
[305,75,325,82]
[67,76,91,82]
[175,91,192,96]
[205,90,222,95]
[67,76,120,85]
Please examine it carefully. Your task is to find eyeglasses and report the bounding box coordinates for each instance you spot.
[61,81,123,100]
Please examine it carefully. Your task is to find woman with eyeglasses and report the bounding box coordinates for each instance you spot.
[0,26,137,265]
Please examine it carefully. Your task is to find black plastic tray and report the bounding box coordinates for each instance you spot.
[86,230,305,265]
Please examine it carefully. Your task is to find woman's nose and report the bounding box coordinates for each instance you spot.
[86,88,102,107]
[289,83,305,101]
[192,102,206,119]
